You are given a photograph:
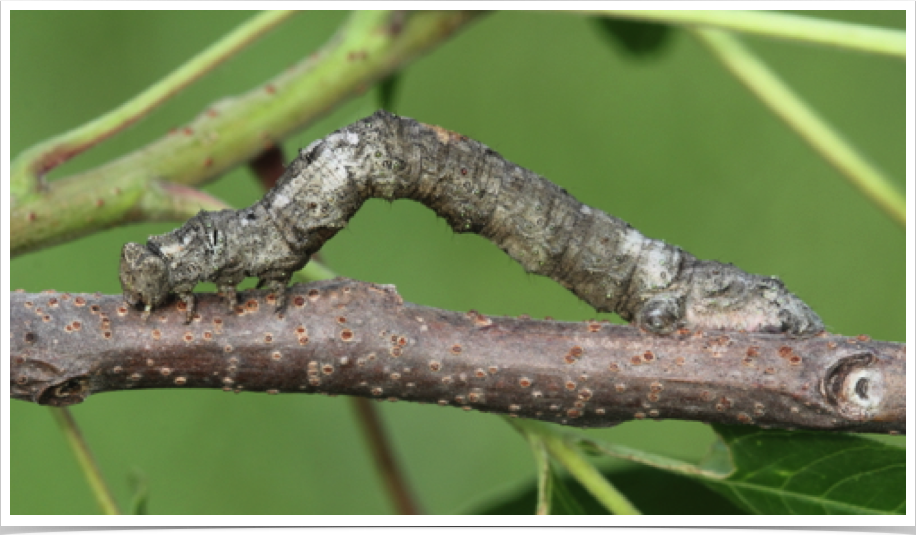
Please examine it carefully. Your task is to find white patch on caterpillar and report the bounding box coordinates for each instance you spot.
[601,226,646,298]
[636,241,679,291]
[325,130,360,147]
[318,131,362,194]
[159,242,183,258]
[617,227,646,260]
[272,192,292,209]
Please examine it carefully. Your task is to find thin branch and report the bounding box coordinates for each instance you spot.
[510,417,640,515]
[351,398,423,515]
[11,11,482,256]
[10,280,905,435]
[513,419,641,515]
[50,407,122,515]
[587,10,906,58]
[521,428,554,515]
[692,27,905,228]
[11,11,297,199]
[249,146,289,190]
[135,181,232,223]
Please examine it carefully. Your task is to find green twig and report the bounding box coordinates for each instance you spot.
[541,432,641,515]
[50,407,121,515]
[587,10,905,58]
[11,10,296,201]
[137,181,233,222]
[525,430,554,514]
[692,27,905,228]
[11,11,480,257]
[510,419,641,515]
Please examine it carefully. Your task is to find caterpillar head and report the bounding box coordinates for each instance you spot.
[119,242,170,313]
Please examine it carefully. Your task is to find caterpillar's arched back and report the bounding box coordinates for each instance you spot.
[120,110,823,337]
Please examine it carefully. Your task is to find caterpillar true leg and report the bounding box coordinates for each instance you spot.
[258,277,292,314]
[218,283,240,313]
[179,291,196,324]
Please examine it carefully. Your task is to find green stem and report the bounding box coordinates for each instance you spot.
[541,432,641,515]
[510,419,641,515]
[11,11,480,257]
[693,27,905,228]
[50,407,121,515]
[11,11,296,201]
[587,10,905,58]
[137,181,233,222]
[525,432,554,514]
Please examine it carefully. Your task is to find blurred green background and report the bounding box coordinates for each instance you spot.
[10,10,905,515]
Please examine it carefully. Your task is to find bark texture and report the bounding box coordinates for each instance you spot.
[10,280,904,434]
[120,111,823,336]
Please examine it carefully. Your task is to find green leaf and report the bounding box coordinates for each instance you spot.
[698,425,906,515]
[590,17,672,57]
[562,423,903,515]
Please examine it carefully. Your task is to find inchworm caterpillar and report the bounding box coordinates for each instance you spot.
[120,110,823,336]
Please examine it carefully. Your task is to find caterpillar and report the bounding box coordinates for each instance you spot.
[120,110,824,336]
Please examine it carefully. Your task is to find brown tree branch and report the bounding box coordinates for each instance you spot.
[10,279,905,435]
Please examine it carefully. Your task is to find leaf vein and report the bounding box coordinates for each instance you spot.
[719,479,898,515]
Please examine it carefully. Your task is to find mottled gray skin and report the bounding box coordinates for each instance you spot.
[120,205,307,321]
[120,110,824,335]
